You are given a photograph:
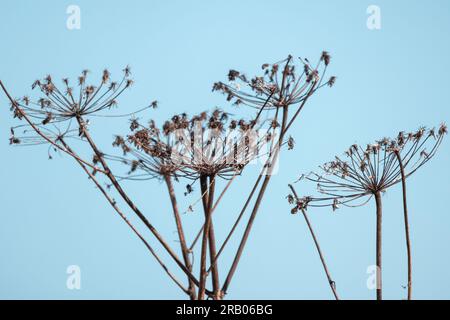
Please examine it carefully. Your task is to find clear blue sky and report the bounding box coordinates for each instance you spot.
[0,0,449,299]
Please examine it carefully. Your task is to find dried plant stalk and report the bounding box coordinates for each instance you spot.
[288,184,339,300]
[394,150,412,300]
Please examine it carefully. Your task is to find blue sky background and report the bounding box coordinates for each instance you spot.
[0,0,449,299]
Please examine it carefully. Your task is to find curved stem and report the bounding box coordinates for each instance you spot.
[394,151,412,300]
[374,191,383,300]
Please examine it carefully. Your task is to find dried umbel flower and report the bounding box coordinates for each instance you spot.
[12,67,133,125]
[212,53,335,111]
[298,125,446,209]
[292,124,446,300]
[112,109,274,180]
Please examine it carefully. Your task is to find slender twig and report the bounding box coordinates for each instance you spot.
[198,175,216,299]
[374,191,383,300]
[164,174,197,300]
[288,184,339,300]
[199,175,221,299]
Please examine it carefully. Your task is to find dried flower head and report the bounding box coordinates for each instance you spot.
[111,109,275,180]
[11,67,133,125]
[212,54,335,111]
[295,125,446,210]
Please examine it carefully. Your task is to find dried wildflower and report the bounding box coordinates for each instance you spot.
[111,109,272,181]
[213,54,333,111]
[294,124,446,300]
[9,67,133,124]
[301,126,445,208]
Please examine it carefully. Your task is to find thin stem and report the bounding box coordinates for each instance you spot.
[374,191,383,300]
[164,175,196,300]
[394,151,412,300]
[199,175,221,299]
[288,184,340,300]
[198,175,216,299]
